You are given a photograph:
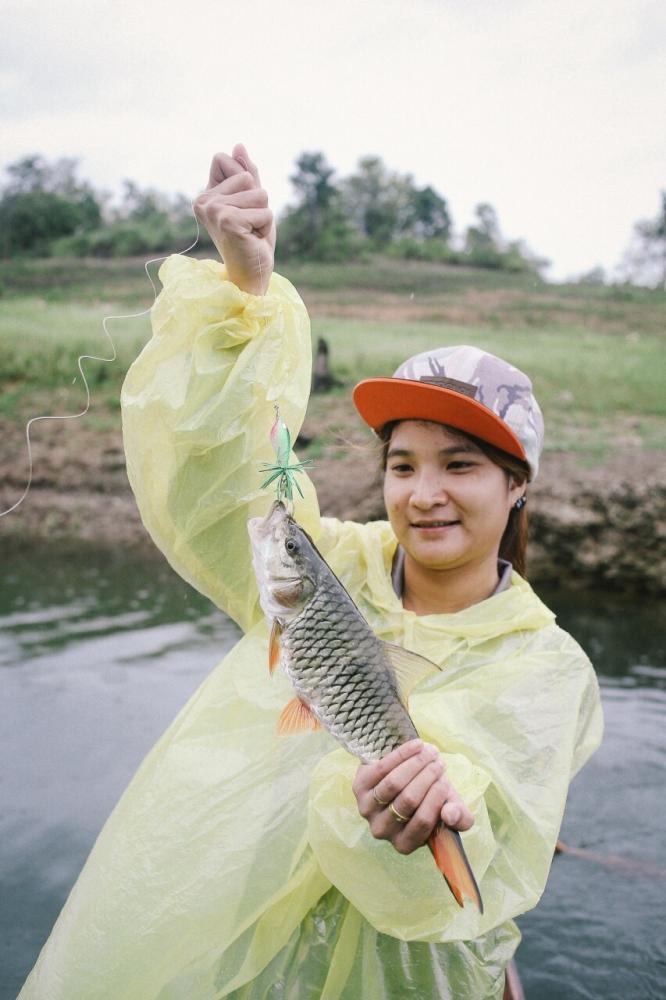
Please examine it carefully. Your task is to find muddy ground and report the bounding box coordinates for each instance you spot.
[1,403,664,596]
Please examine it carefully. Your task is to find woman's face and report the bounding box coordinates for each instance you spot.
[383,421,524,572]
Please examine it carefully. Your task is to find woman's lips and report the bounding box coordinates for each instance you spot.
[410,520,460,531]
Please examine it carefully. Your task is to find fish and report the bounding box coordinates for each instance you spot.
[248,500,483,912]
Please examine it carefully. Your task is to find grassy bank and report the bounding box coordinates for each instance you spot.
[1,254,664,459]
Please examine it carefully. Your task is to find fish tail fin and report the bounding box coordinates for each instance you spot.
[428,822,484,913]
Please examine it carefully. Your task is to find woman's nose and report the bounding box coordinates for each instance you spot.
[410,472,446,508]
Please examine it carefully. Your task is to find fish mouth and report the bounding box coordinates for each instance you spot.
[248,501,289,541]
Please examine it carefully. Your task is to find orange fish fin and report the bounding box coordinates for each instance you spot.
[269,620,283,675]
[381,641,440,704]
[428,823,484,913]
[277,697,321,735]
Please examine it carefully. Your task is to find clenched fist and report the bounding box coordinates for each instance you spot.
[194,144,275,295]
[352,739,474,856]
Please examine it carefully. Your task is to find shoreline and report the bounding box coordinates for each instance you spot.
[2,427,664,596]
[2,253,664,596]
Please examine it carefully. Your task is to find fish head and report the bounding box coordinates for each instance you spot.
[248,501,318,621]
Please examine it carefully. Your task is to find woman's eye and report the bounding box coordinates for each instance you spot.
[390,463,413,473]
[447,460,473,471]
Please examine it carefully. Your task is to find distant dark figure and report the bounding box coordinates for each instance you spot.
[312,336,342,393]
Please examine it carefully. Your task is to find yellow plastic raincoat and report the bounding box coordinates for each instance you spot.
[20,256,603,1000]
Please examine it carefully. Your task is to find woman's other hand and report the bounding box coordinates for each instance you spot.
[194,144,275,295]
[352,739,474,856]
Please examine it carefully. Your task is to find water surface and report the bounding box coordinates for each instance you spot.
[1,551,664,998]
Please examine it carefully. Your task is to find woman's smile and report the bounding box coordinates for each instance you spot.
[410,519,460,532]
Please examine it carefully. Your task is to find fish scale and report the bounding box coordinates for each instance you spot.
[280,575,418,761]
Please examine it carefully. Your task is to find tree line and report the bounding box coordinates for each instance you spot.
[276,152,546,274]
[0,151,538,273]
[0,155,203,260]
[1,152,664,285]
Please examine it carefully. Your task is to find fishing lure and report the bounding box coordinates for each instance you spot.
[260,405,311,503]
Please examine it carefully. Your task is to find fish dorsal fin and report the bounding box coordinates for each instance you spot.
[381,641,440,702]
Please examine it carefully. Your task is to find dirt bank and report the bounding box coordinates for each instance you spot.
[1,416,664,595]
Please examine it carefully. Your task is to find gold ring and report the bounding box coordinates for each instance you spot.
[388,802,410,824]
[373,786,389,807]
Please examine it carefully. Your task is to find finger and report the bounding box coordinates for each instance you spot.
[207,152,247,190]
[390,781,445,854]
[243,207,274,236]
[402,775,452,844]
[232,142,261,184]
[197,186,268,216]
[217,187,269,210]
[372,745,440,808]
[356,740,425,793]
[389,757,444,824]
[201,171,256,200]
[205,205,273,238]
[370,771,444,847]
[441,795,474,832]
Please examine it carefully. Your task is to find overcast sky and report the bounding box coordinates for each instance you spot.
[2,0,664,280]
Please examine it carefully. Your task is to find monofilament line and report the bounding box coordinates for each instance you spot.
[0,209,202,519]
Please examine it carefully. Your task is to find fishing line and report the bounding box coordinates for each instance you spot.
[0,207,202,520]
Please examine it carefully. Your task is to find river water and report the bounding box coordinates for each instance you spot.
[1,548,664,999]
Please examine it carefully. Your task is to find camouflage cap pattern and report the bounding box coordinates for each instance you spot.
[353,345,545,480]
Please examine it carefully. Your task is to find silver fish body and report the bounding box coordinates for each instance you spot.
[279,560,418,760]
[248,501,421,761]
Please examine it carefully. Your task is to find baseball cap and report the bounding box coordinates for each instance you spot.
[352,345,544,480]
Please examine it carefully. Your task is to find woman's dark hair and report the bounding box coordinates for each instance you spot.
[379,420,530,577]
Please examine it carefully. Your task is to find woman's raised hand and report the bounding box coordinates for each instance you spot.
[194,144,275,295]
[352,739,474,856]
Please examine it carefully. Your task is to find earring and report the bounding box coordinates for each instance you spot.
[513,495,527,510]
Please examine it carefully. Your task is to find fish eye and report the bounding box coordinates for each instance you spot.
[285,538,298,554]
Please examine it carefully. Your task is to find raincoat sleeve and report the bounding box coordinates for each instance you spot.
[121,254,322,632]
[307,615,604,943]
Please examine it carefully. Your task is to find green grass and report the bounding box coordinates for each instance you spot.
[0,298,151,426]
[1,255,664,459]
[281,256,546,294]
[0,256,164,306]
[313,318,664,414]
[309,317,665,456]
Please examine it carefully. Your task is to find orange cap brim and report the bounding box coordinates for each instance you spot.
[352,377,527,464]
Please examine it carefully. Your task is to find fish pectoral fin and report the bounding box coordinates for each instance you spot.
[269,620,283,675]
[381,641,440,703]
[428,822,484,913]
[277,697,322,735]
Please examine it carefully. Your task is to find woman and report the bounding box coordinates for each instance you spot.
[19,147,603,999]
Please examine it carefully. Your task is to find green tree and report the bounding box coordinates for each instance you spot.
[277,152,355,261]
[342,156,416,249]
[0,155,102,256]
[464,202,501,253]
[119,180,169,222]
[407,184,452,241]
[4,154,50,194]
[620,191,666,288]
